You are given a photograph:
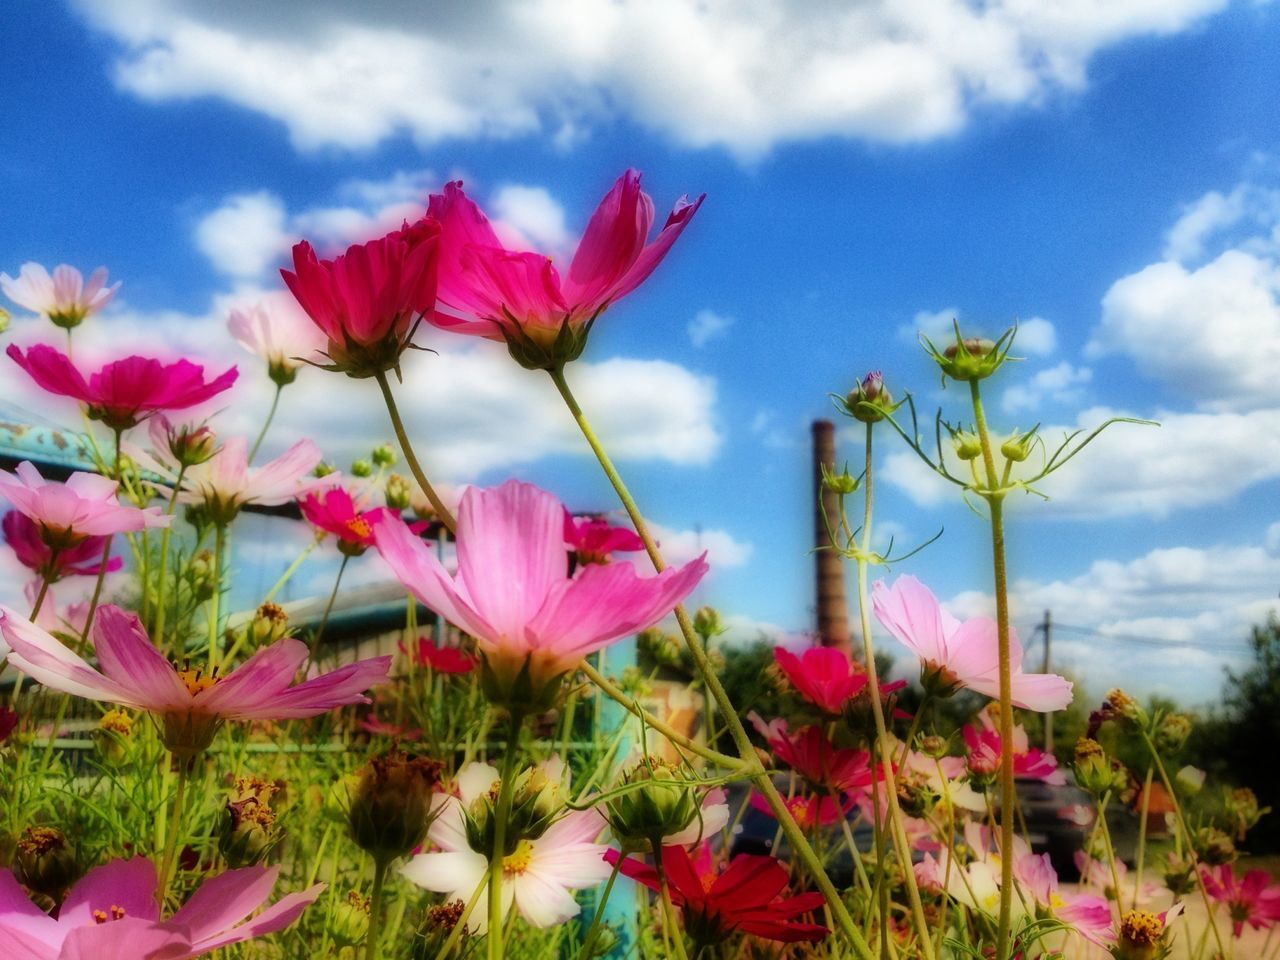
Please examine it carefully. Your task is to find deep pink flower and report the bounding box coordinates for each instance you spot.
[7,344,237,431]
[3,510,122,581]
[298,486,397,557]
[374,479,707,705]
[397,636,476,674]
[0,604,389,756]
[0,856,320,959]
[872,575,1073,711]
[1,263,119,330]
[428,171,704,368]
[0,707,16,744]
[281,218,441,377]
[756,720,875,795]
[747,792,848,829]
[606,845,827,945]
[0,462,168,549]
[1201,864,1280,937]
[772,645,869,716]
[963,716,1065,785]
[564,511,644,565]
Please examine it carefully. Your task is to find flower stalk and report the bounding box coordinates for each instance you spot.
[374,368,457,534]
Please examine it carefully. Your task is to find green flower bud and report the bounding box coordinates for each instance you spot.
[637,627,682,670]
[918,734,951,760]
[247,602,292,650]
[843,371,898,423]
[188,551,217,603]
[330,891,371,947]
[1193,826,1236,866]
[93,709,134,763]
[896,774,939,818]
[1104,688,1149,731]
[1174,765,1206,796]
[1153,713,1192,755]
[313,462,336,478]
[950,429,983,462]
[1162,853,1196,896]
[351,459,373,478]
[220,776,283,868]
[922,326,1013,383]
[0,307,10,334]
[820,461,860,495]
[385,473,411,511]
[347,750,443,862]
[1224,787,1269,840]
[465,763,564,857]
[692,606,724,642]
[1073,738,1126,796]
[1000,427,1038,463]
[14,827,78,901]
[605,757,700,852]
[371,443,397,468]
[411,900,469,959]
[161,421,219,467]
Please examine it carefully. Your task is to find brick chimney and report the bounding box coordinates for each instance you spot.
[811,419,851,651]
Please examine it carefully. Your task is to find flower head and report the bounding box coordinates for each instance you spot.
[7,345,237,431]
[398,637,476,674]
[963,706,1065,785]
[3,511,122,582]
[299,485,397,557]
[772,645,869,716]
[1,263,119,330]
[170,437,324,525]
[428,171,704,369]
[564,511,643,565]
[281,218,441,378]
[0,855,320,959]
[227,295,328,387]
[1201,863,1280,937]
[0,462,169,550]
[872,575,1073,711]
[374,479,706,711]
[0,604,390,757]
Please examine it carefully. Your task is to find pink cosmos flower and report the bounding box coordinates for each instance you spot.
[564,511,643,565]
[1201,864,1280,937]
[281,218,441,377]
[6,345,237,431]
[963,713,1065,785]
[0,462,168,549]
[0,855,320,959]
[298,486,397,557]
[750,717,875,795]
[3,510,122,581]
[163,437,323,525]
[0,604,390,756]
[227,295,327,386]
[772,646,870,716]
[373,479,707,703]
[401,759,612,932]
[748,792,847,829]
[427,171,704,368]
[398,636,476,674]
[0,263,119,330]
[872,576,1073,711]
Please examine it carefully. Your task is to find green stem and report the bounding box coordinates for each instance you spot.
[365,856,390,960]
[206,523,226,671]
[1095,792,1126,914]
[968,378,1016,960]
[1133,765,1154,905]
[373,368,457,533]
[308,553,349,666]
[576,855,623,960]
[549,365,873,960]
[488,712,525,960]
[263,535,321,604]
[654,850,692,960]
[153,463,187,651]
[249,382,284,463]
[80,535,115,642]
[157,762,190,905]
[438,871,489,960]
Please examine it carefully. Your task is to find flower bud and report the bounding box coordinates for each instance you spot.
[14,827,78,900]
[351,459,373,478]
[347,750,443,862]
[1073,738,1125,796]
[384,473,411,511]
[950,429,983,462]
[820,461,860,496]
[844,371,897,423]
[1116,910,1174,960]
[220,776,283,868]
[188,551,217,602]
[162,420,219,467]
[1152,713,1191,755]
[93,709,134,763]
[330,891,371,947]
[411,900,470,960]
[1174,765,1206,796]
[637,627,682,670]
[0,306,9,334]
[1104,689,1149,731]
[692,606,724,642]
[1162,852,1196,896]
[1193,826,1236,865]
[578,922,620,959]
[918,734,951,760]
[923,327,1012,383]
[605,757,700,852]
[313,462,336,478]
[247,602,291,649]
[1224,787,1268,840]
[371,443,397,468]
[896,774,939,818]
[1000,428,1037,463]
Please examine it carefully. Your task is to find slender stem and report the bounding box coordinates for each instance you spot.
[373,368,457,533]
[153,463,187,650]
[249,383,284,463]
[1133,765,1155,904]
[851,422,936,960]
[80,535,115,641]
[576,855,623,960]
[488,712,524,960]
[1095,792,1126,914]
[549,365,874,960]
[263,536,321,604]
[654,850,692,960]
[5,571,54,704]
[308,554,349,666]
[365,856,390,960]
[157,762,190,905]
[968,379,1016,960]
[438,872,489,960]
[206,523,226,671]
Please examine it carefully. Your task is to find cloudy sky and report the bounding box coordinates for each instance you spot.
[2,0,1277,704]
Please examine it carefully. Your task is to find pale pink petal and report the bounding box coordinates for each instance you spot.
[228,656,390,720]
[0,608,138,705]
[511,871,584,928]
[167,866,277,940]
[400,849,487,896]
[424,796,469,852]
[872,577,949,665]
[1008,672,1074,712]
[192,639,308,715]
[455,764,501,809]
[244,440,323,505]
[91,606,192,711]
[184,885,322,953]
[59,858,160,929]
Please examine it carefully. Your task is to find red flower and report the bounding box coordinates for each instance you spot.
[606,845,827,945]
[298,486,397,557]
[564,510,643,565]
[397,637,476,675]
[3,510,122,581]
[0,707,17,744]
[748,792,848,829]
[7,345,238,431]
[764,722,877,795]
[281,218,441,377]
[773,645,870,716]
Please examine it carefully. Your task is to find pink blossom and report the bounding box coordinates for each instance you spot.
[1201,863,1280,937]
[281,218,440,376]
[748,792,848,829]
[298,485,397,556]
[227,295,327,386]
[3,510,122,581]
[171,437,324,525]
[0,604,389,756]
[752,719,875,795]
[24,581,91,638]
[872,575,1073,711]
[564,511,643,564]
[7,345,237,431]
[963,713,1065,784]
[397,636,476,674]
[0,462,169,548]
[0,856,320,959]
[428,171,703,368]
[373,479,706,702]
[772,645,870,716]
[1,263,119,330]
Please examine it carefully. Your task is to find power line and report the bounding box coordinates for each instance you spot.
[1050,621,1252,653]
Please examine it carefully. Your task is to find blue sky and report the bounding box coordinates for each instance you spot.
[2,0,1278,704]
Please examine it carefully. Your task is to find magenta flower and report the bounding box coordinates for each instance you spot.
[0,856,320,959]
[872,575,1073,711]
[0,462,168,550]
[1,263,119,330]
[3,510,122,582]
[281,218,441,377]
[374,478,707,707]
[398,636,476,675]
[963,712,1065,784]
[299,486,397,556]
[1201,864,1280,937]
[428,171,704,368]
[564,511,644,565]
[749,716,875,794]
[0,604,390,756]
[7,345,237,431]
[772,646,871,716]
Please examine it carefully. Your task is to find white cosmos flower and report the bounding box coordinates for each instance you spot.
[0,262,119,329]
[227,295,327,384]
[401,760,614,932]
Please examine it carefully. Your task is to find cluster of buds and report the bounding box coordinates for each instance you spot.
[838,371,902,424]
[605,757,701,852]
[187,551,218,603]
[1192,825,1236,866]
[13,826,78,901]
[347,749,443,863]
[1224,786,1269,841]
[465,764,562,858]
[637,627,684,672]
[93,709,134,762]
[411,900,471,959]
[371,443,397,469]
[220,776,283,868]
[385,473,411,511]
[1073,738,1129,797]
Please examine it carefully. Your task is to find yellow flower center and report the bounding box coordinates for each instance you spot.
[92,905,126,924]
[176,667,219,696]
[1120,910,1164,946]
[345,516,373,540]
[502,840,535,876]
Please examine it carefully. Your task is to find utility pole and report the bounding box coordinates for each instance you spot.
[1041,609,1054,754]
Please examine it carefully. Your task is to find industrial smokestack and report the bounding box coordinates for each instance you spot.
[811,419,851,651]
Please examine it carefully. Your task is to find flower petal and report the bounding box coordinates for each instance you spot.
[91,606,191,711]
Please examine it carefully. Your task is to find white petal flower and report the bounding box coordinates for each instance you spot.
[0,262,119,329]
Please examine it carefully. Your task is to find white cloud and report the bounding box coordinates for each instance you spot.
[489,184,572,253]
[1268,522,1280,557]
[1000,361,1092,413]
[1014,316,1057,356]
[194,191,287,277]
[649,522,754,569]
[1162,187,1249,263]
[900,306,962,343]
[687,309,734,348]
[750,409,796,450]
[883,405,1280,519]
[73,0,1229,157]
